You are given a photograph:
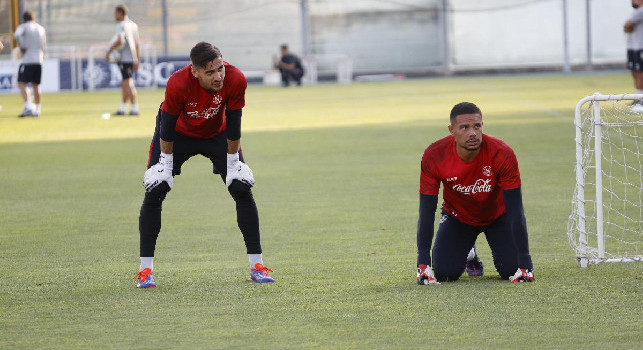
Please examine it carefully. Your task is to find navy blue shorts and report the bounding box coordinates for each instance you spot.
[17,64,42,84]
[147,111,243,182]
[432,210,527,281]
[118,62,134,79]
[627,49,643,71]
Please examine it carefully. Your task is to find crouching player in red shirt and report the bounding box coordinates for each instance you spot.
[416,102,534,284]
[134,42,274,287]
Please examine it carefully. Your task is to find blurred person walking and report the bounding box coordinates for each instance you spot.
[14,11,46,117]
[105,4,140,115]
[624,0,643,111]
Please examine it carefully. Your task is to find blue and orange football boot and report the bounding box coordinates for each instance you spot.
[465,246,484,276]
[465,255,484,276]
[250,263,275,283]
[134,268,156,288]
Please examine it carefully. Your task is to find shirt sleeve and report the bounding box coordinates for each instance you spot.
[227,71,247,111]
[419,151,441,195]
[134,23,140,46]
[495,147,521,190]
[40,27,46,50]
[115,22,124,35]
[161,75,187,116]
[631,8,643,23]
[14,25,23,44]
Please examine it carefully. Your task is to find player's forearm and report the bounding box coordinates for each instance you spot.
[159,110,178,155]
[226,109,242,154]
[227,139,240,154]
[282,62,296,70]
[108,38,122,52]
[417,194,438,266]
[503,187,532,267]
[503,188,527,231]
[160,139,173,154]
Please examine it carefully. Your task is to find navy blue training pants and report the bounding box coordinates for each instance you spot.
[432,210,531,281]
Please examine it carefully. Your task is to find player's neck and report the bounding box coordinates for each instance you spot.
[456,147,480,163]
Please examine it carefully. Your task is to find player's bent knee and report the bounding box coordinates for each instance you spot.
[493,262,517,280]
[435,272,462,282]
[143,182,171,204]
[228,179,252,199]
[497,268,516,280]
[433,265,463,282]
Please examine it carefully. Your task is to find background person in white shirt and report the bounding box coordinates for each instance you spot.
[0,41,3,112]
[105,4,140,116]
[625,0,643,111]
[14,11,46,117]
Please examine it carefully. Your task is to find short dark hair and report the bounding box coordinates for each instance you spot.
[450,102,482,123]
[280,44,288,50]
[23,11,34,22]
[115,5,128,16]
[190,42,222,68]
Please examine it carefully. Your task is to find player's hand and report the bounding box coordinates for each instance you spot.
[226,152,254,188]
[625,20,635,33]
[104,50,110,60]
[134,60,140,72]
[143,152,174,192]
[417,264,440,285]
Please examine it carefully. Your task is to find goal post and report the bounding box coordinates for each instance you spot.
[569,93,643,267]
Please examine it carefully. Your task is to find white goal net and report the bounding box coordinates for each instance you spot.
[568,93,642,267]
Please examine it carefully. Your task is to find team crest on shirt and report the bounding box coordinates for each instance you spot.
[213,95,223,105]
[482,166,492,177]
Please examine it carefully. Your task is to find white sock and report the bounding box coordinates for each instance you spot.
[131,103,139,112]
[35,104,41,114]
[24,101,30,109]
[120,103,127,113]
[140,257,154,271]
[248,254,263,269]
[466,247,476,261]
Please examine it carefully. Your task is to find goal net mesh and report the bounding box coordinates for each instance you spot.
[568,96,642,264]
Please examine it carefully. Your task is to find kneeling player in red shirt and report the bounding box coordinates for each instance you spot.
[416,102,534,284]
[134,42,274,287]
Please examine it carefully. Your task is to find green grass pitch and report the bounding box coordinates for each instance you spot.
[0,72,641,349]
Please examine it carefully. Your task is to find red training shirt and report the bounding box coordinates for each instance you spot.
[419,134,522,226]
[161,62,247,139]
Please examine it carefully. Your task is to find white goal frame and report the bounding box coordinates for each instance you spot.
[302,54,353,85]
[570,93,643,267]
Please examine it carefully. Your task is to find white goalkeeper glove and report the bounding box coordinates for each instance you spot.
[143,152,174,192]
[226,152,254,187]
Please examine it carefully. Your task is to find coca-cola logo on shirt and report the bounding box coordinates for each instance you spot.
[186,95,222,120]
[451,179,492,195]
[186,106,221,119]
